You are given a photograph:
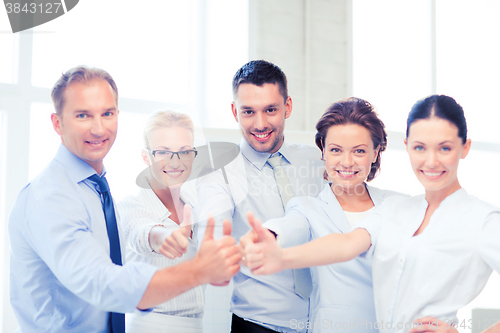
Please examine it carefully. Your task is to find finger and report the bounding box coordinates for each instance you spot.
[203,215,215,241]
[159,247,180,259]
[252,265,266,275]
[172,232,189,251]
[217,235,236,247]
[222,219,232,236]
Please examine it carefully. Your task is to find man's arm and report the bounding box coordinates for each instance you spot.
[137,216,241,309]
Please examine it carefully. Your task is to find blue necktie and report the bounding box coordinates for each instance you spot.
[88,174,125,333]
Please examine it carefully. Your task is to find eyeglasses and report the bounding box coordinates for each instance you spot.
[148,149,198,161]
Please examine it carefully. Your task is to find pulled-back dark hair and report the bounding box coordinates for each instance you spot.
[232,60,288,102]
[315,97,387,182]
[406,94,467,144]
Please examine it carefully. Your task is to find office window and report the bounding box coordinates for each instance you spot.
[353,1,500,332]
[0,34,18,84]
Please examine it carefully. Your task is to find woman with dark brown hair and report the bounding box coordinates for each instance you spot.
[242,97,407,332]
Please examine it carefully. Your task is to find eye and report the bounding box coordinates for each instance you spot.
[179,150,190,155]
[76,113,87,119]
[414,145,424,151]
[441,146,451,152]
[103,111,113,117]
[266,108,277,113]
[354,149,366,154]
[330,148,341,153]
[155,150,169,156]
[242,110,253,115]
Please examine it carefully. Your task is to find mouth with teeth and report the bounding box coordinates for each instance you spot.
[421,170,445,178]
[252,131,272,142]
[336,169,359,179]
[86,139,108,147]
[163,170,184,178]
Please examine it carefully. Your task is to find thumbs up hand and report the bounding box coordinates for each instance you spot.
[241,211,283,275]
[159,205,193,259]
[195,215,241,285]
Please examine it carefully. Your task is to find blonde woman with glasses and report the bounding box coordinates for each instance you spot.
[118,110,204,333]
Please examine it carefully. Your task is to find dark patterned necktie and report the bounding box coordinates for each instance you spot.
[88,174,125,333]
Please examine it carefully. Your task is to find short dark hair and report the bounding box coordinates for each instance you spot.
[51,66,118,116]
[406,94,467,144]
[315,97,387,182]
[232,60,288,102]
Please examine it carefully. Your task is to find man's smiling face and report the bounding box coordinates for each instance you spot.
[51,79,119,174]
[231,83,292,154]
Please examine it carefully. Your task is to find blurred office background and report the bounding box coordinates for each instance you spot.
[1,0,499,332]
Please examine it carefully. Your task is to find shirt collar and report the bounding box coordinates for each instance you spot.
[53,144,104,183]
[239,138,293,170]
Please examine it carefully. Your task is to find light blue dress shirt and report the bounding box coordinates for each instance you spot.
[265,184,405,333]
[357,189,500,333]
[9,145,158,333]
[195,139,325,332]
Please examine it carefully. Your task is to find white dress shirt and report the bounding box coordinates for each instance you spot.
[265,184,405,333]
[195,139,325,331]
[357,188,500,333]
[118,185,205,317]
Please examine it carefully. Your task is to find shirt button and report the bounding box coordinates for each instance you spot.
[400,259,403,262]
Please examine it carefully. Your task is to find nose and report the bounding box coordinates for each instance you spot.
[168,154,181,168]
[426,150,439,168]
[90,116,104,136]
[254,112,268,131]
[340,153,354,168]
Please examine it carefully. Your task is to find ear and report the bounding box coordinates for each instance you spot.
[404,139,408,152]
[51,113,63,136]
[284,96,292,119]
[231,102,239,123]
[142,149,152,167]
[461,138,471,159]
[373,145,380,164]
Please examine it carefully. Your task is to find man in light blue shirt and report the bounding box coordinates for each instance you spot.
[195,60,325,332]
[8,66,241,333]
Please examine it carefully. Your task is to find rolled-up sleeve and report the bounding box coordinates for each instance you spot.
[354,205,384,259]
[118,197,175,257]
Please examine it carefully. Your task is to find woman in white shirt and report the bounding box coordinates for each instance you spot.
[244,97,406,332]
[243,95,500,333]
[118,110,204,333]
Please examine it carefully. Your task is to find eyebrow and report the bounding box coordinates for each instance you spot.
[240,103,280,110]
[327,143,369,148]
[154,146,193,151]
[72,107,117,114]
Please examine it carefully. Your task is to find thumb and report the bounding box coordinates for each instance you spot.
[203,215,215,241]
[222,219,232,236]
[247,211,265,242]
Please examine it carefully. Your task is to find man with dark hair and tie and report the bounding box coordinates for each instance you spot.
[189,60,324,332]
[8,66,242,333]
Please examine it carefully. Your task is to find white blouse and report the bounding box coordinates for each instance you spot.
[357,188,500,333]
[117,186,205,317]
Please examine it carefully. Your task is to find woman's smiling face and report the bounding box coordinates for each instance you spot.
[405,116,471,197]
[143,126,195,188]
[324,123,378,194]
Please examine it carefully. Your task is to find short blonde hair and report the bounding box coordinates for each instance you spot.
[143,110,195,149]
[51,66,118,116]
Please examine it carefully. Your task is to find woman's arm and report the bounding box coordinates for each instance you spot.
[242,212,372,275]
